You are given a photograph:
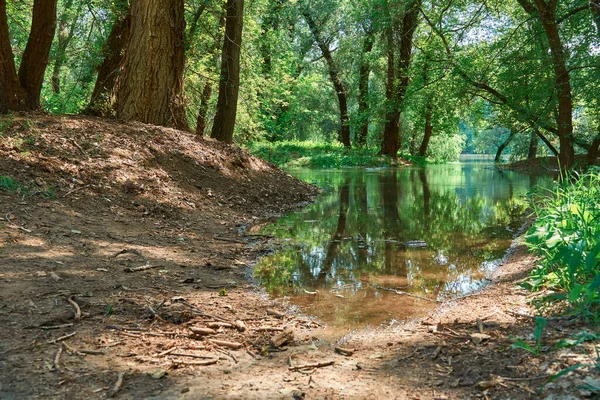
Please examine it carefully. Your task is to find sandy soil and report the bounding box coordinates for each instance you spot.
[0,114,598,399]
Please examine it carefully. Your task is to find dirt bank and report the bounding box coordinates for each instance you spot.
[0,114,597,399]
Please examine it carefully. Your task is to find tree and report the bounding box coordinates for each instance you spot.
[115,0,189,130]
[0,0,58,112]
[302,4,352,148]
[211,0,244,143]
[380,0,421,157]
[516,0,575,170]
[86,1,130,116]
[51,0,83,94]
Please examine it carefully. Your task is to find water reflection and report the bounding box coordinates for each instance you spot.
[255,163,549,328]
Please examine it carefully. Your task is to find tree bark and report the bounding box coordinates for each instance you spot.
[116,0,189,130]
[495,129,516,162]
[303,11,351,148]
[1,0,58,112]
[419,102,433,157]
[381,26,400,156]
[17,0,58,110]
[528,129,539,159]
[0,0,25,112]
[86,6,130,116]
[51,0,80,94]
[380,0,421,156]
[586,132,600,165]
[211,0,244,143]
[195,12,225,137]
[356,27,375,147]
[517,0,575,171]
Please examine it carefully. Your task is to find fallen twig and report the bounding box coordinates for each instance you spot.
[209,339,243,349]
[171,358,218,366]
[79,349,105,355]
[334,347,355,356]
[266,309,285,318]
[170,352,216,360]
[53,346,63,372]
[47,332,77,344]
[157,347,178,357]
[189,327,217,336]
[107,372,124,398]
[67,296,81,321]
[289,360,335,371]
[124,264,160,273]
[41,323,74,330]
[215,348,238,363]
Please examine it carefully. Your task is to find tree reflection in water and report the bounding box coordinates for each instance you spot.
[255,162,550,328]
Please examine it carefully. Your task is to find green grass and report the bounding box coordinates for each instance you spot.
[524,168,600,319]
[245,141,402,169]
[0,175,56,198]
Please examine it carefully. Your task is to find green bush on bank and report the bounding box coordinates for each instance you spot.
[525,168,600,319]
[245,141,400,169]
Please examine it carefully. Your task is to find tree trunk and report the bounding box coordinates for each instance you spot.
[591,0,600,34]
[528,129,539,160]
[116,0,188,130]
[0,0,25,112]
[1,0,58,112]
[86,7,130,116]
[419,102,433,157]
[51,0,79,94]
[195,13,225,137]
[380,0,421,156]
[303,11,351,148]
[586,132,600,165]
[211,0,244,143]
[381,27,400,156]
[495,129,516,162]
[356,28,375,147]
[537,130,559,156]
[196,82,213,136]
[517,0,575,171]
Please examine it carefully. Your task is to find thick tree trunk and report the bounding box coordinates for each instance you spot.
[0,0,25,112]
[211,0,244,143]
[528,129,539,160]
[1,0,57,112]
[304,11,351,148]
[86,8,130,116]
[116,0,188,130]
[356,29,375,147]
[17,0,58,110]
[380,0,421,156]
[495,129,516,162]
[51,0,79,94]
[419,102,433,157]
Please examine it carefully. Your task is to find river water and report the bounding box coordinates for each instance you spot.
[254,160,550,330]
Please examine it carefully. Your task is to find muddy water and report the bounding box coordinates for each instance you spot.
[255,161,550,330]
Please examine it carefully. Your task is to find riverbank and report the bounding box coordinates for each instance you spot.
[0,115,597,399]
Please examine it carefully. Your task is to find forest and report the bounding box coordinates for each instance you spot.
[1,0,599,168]
[1,0,600,398]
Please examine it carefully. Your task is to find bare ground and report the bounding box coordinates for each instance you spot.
[0,114,598,399]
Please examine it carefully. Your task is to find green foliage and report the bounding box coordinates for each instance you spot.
[524,169,600,317]
[511,317,546,356]
[0,176,56,199]
[245,141,399,169]
[0,176,22,192]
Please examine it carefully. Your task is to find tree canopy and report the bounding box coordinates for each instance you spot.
[1,0,599,169]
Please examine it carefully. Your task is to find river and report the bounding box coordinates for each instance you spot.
[254,160,550,330]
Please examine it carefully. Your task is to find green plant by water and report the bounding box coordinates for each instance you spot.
[524,169,600,319]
